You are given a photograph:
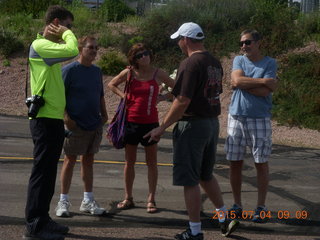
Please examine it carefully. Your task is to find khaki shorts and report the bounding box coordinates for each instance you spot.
[64,125,103,155]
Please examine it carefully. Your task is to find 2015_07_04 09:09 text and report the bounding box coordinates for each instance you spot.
[212,210,309,220]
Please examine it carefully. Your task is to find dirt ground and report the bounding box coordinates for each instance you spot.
[0,45,319,149]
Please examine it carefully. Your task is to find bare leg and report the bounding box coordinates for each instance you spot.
[124,144,137,199]
[229,160,243,206]
[184,185,201,222]
[60,155,77,194]
[80,154,94,192]
[145,144,158,203]
[255,162,269,206]
[200,176,224,208]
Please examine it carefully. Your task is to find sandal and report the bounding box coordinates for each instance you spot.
[147,201,158,213]
[117,198,135,210]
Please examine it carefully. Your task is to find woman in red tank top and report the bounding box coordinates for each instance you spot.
[108,43,174,213]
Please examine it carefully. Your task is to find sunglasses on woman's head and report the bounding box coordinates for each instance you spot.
[135,50,150,59]
[239,39,255,46]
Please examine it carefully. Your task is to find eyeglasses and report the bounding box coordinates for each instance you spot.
[84,46,99,50]
[134,50,150,59]
[239,39,255,46]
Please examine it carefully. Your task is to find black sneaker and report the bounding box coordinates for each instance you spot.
[228,204,243,219]
[174,228,204,240]
[44,219,69,234]
[23,230,64,240]
[220,219,239,237]
[252,206,268,223]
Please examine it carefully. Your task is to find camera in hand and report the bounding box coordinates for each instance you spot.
[25,95,45,118]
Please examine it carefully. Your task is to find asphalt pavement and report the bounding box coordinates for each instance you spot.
[0,115,319,240]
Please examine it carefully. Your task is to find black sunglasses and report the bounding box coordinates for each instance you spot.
[135,50,150,59]
[85,45,99,50]
[239,39,255,46]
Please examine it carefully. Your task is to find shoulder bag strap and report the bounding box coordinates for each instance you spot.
[124,66,133,94]
[25,44,31,99]
[152,68,159,80]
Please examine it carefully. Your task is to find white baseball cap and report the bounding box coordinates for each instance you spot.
[170,22,205,40]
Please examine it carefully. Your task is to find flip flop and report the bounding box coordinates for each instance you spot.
[117,198,135,210]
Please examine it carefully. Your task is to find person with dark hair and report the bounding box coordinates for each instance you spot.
[225,29,278,223]
[54,36,108,218]
[145,22,239,240]
[24,5,78,240]
[45,5,74,26]
[108,43,174,213]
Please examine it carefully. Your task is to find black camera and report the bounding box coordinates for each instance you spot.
[25,95,45,118]
[65,129,73,138]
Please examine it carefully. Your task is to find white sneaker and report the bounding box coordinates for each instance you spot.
[55,200,71,217]
[79,199,106,215]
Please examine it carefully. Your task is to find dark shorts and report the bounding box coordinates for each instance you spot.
[173,117,219,186]
[125,122,159,147]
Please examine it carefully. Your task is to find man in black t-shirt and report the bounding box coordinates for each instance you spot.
[145,22,239,240]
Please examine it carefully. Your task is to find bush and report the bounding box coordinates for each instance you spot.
[0,28,24,57]
[249,0,304,56]
[137,0,257,71]
[98,30,120,48]
[0,0,60,18]
[0,13,43,47]
[136,0,306,70]
[2,59,11,67]
[97,51,127,75]
[273,53,320,130]
[298,12,320,43]
[69,6,99,37]
[98,0,135,22]
[139,0,251,72]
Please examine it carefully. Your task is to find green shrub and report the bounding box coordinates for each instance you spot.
[97,50,127,75]
[128,36,144,47]
[0,0,60,18]
[273,53,320,130]
[249,0,304,56]
[67,5,99,37]
[115,33,136,55]
[137,0,306,70]
[124,15,144,29]
[297,12,320,43]
[98,0,135,22]
[0,13,43,47]
[137,0,255,71]
[0,28,24,57]
[98,30,120,48]
[2,59,11,67]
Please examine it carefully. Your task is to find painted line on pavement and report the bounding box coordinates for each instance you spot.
[0,156,173,166]
[0,157,228,169]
